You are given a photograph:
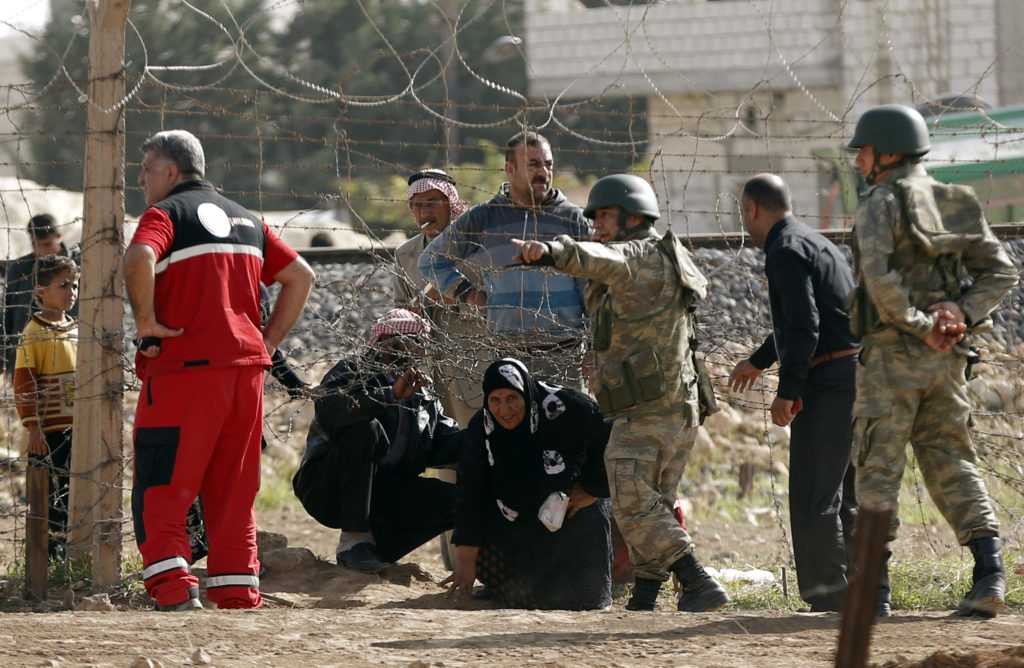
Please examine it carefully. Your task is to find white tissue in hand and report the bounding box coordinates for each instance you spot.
[538,491,570,532]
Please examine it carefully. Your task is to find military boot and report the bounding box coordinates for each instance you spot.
[625,577,662,611]
[877,548,892,617]
[956,536,1005,618]
[670,553,730,612]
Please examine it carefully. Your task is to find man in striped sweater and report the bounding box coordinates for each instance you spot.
[418,131,591,387]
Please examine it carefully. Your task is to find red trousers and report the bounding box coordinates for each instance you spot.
[133,365,264,609]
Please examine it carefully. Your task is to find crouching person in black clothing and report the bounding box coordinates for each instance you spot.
[443,357,613,610]
[292,309,464,571]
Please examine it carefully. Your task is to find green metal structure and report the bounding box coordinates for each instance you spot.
[814,104,1024,224]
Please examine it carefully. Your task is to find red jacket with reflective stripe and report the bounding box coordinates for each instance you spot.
[130,180,298,379]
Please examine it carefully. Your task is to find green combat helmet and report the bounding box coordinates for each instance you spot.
[848,104,931,157]
[583,174,661,220]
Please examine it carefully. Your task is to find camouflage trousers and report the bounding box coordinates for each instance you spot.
[852,340,999,544]
[604,412,696,581]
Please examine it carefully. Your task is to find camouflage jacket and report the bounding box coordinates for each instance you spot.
[545,228,708,422]
[851,163,1017,349]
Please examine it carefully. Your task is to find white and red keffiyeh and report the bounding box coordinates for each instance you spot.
[369,308,431,345]
[405,169,468,220]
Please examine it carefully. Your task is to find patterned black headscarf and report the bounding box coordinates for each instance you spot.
[482,358,539,434]
[473,357,591,522]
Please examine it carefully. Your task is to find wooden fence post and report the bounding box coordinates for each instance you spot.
[835,506,892,668]
[68,0,132,590]
[24,463,49,601]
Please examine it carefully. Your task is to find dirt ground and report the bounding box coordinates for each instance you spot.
[2,390,1022,666]
[3,606,1023,668]
[1,507,1022,668]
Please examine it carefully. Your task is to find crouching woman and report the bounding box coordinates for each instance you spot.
[442,358,612,610]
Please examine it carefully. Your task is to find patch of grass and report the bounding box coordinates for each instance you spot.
[0,549,158,610]
[0,557,26,605]
[685,481,786,525]
[890,553,969,612]
[256,456,302,512]
[47,554,92,590]
[722,579,801,611]
[2,556,22,581]
[890,549,1023,613]
[613,575,801,612]
[115,553,149,606]
[609,550,1023,614]
[692,397,1024,547]
[683,452,1013,541]
[1,550,92,589]
[896,457,967,528]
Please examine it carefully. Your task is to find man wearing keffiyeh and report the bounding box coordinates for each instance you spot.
[393,169,485,428]
[292,308,466,571]
[418,133,592,389]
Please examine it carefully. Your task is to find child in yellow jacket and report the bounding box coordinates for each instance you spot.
[14,254,79,560]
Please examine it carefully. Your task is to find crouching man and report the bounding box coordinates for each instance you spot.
[292,309,465,570]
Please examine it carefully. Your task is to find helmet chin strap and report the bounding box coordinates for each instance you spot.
[866,152,911,186]
[614,210,631,240]
[615,210,652,241]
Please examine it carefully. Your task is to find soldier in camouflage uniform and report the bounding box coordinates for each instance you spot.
[848,104,1017,618]
[512,174,729,613]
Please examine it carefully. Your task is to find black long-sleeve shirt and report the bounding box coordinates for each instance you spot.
[748,216,858,399]
[260,284,307,396]
[312,354,464,475]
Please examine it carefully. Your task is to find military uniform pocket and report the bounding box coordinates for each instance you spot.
[629,349,665,402]
[596,363,634,414]
[851,406,888,468]
[595,349,666,414]
[592,300,612,352]
[606,457,659,518]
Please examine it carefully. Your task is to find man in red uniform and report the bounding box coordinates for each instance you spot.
[124,129,313,611]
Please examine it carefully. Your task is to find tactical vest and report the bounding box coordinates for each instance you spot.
[848,175,984,339]
[590,231,717,421]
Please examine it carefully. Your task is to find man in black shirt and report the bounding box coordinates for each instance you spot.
[728,173,859,612]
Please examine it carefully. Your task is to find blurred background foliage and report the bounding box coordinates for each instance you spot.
[20,0,645,233]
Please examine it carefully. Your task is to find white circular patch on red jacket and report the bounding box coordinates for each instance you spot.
[197,202,230,237]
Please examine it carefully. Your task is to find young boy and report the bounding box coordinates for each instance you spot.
[14,254,79,560]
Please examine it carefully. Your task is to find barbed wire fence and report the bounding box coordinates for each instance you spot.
[0,0,1021,597]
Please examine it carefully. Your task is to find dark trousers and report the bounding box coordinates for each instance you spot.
[370,471,454,562]
[29,428,72,559]
[338,420,455,562]
[789,355,858,611]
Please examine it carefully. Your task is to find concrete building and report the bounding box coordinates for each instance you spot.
[525,0,1024,233]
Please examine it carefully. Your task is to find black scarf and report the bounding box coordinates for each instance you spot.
[480,358,591,520]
